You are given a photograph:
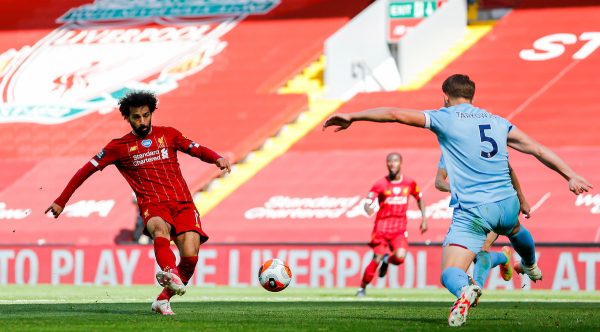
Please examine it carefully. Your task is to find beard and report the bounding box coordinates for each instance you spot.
[132,123,151,137]
[388,170,399,180]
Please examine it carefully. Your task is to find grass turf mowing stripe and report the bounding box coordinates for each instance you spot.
[1,287,599,331]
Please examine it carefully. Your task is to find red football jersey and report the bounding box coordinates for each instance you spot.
[366,175,421,233]
[90,126,205,205]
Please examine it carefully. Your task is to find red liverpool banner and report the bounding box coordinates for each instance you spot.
[1,245,598,291]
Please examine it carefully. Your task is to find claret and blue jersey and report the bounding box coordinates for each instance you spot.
[425,103,516,209]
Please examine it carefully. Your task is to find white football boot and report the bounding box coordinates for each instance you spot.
[448,285,482,327]
[514,261,543,282]
[355,288,366,297]
[156,269,186,296]
[151,299,175,315]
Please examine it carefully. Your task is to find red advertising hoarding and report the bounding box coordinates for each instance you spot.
[1,244,598,291]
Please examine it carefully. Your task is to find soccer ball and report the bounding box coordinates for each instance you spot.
[258,258,292,292]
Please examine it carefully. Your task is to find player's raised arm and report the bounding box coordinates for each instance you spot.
[507,127,592,194]
[45,162,98,218]
[323,108,426,132]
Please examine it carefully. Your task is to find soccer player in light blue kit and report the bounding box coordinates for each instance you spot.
[435,156,531,290]
[436,155,531,293]
[323,74,592,327]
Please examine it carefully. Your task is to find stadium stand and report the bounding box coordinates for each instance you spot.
[0,0,372,245]
[206,3,600,244]
[0,0,598,291]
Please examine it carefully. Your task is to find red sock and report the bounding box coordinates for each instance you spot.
[157,287,175,301]
[177,256,198,285]
[360,260,379,288]
[153,237,176,271]
[388,255,405,265]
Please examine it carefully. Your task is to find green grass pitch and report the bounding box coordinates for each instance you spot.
[1,286,599,331]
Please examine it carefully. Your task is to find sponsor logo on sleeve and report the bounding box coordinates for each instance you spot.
[96,149,105,159]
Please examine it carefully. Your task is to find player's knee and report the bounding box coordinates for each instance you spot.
[395,249,407,260]
[147,217,170,238]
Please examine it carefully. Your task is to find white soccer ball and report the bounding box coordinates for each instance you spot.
[258,258,292,292]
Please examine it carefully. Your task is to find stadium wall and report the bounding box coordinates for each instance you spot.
[0,245,598,291]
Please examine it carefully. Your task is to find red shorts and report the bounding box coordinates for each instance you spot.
[140,201,209,244]
[368,231,408,255]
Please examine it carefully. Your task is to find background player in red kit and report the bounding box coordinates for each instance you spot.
[45,91,231,315]
[356,152,427,297]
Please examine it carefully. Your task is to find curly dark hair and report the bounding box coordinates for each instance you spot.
[118,90,158,119]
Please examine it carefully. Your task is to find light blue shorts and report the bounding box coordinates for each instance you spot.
[443,195,520,253]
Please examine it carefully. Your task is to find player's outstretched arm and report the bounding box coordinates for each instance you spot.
[216,157,231,174]
[508,127,593,195]
[323,108,426,132]
[182,140,231,173]
[44,203,64,219]
[46,162,98,219]
[508,163,531,218]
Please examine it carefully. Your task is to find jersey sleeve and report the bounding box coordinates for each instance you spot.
[90,141,119,171]
[410,180,422,200]
[496,115,515,133]
[170,127,222,163]
[366,180,383,204]
[54,161,98,207]
[423,108,451,134]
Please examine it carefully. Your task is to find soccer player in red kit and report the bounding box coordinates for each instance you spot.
[45,91,231,315]
[356,152,427,297]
